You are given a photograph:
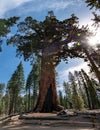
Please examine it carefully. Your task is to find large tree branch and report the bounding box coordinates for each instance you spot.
[43,37,72,57]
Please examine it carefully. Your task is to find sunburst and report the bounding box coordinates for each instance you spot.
[88,30,100,46]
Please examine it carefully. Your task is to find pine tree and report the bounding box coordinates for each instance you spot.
[0,83,5,96]
[0,83,5,115]
[68,72,84,110]
[58,90,64,106]
[3,90,10,114]
[81,69,100,109]
[25,71,32,112]
[63,96,68,108]
[79,71,92,109]
[63,82,72,109]
[7,61,25,114]
[25,59,40,112]
[71,87,84,111]
[74,71,88,108]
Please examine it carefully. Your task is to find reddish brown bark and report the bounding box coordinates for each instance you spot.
[35,58,63,112]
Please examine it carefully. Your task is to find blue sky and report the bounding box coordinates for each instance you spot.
[0,0,99,86]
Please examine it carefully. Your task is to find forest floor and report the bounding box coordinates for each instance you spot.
[0,110,100,130]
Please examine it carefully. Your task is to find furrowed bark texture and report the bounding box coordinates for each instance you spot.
[35,58,62,112]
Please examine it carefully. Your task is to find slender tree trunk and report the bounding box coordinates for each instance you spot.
[28,88,31,112]
[80,73,92,109]
[9,94,14,115]
[5,92,10,115]
[25,91,28,112]
[84,48,100,83]
[32,81,37,110]
[34,58,62,112]
[83,85,92,109]
[14,96,17,113]
[81,69,100,109]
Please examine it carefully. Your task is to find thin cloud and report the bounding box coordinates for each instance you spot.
[43,1,72,10]
[0,0,85,19]
[0,0,82,18]
[20,0,73,14]
[58,62,89,85]
[0,0,33,17]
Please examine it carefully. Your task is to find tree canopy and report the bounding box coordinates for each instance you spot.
[7,12,90,64]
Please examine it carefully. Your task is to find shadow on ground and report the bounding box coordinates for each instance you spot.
[0,124,97,130]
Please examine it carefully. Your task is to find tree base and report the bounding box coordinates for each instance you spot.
[34,104,64,113]
[34,84,64,113]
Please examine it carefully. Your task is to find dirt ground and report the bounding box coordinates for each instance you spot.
[0,111,100,130]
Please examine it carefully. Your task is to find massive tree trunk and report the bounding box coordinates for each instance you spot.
[34,58,62,112]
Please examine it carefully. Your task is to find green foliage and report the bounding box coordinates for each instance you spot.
[63,82,72,109]
[0,60,41,115]
[3,91,10,114]
[74,71,88,108]
[0,17,19,36]
[62,70,100,110]
[71,89,84,111]
[69,72,84,110]
[8,61,25,92]
[0,17,19,52]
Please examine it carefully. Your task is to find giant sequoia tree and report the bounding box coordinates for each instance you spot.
[8,12,91,112]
